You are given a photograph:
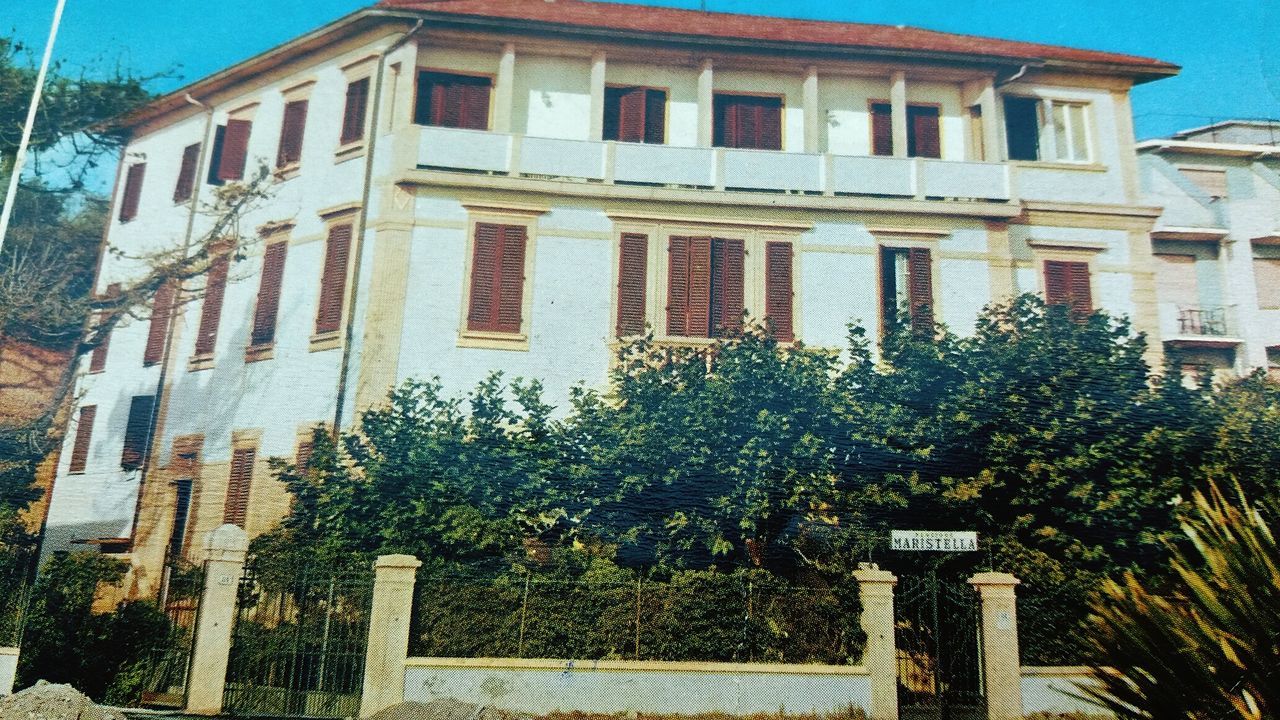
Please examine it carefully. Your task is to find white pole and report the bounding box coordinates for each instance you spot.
[0,0,68,256]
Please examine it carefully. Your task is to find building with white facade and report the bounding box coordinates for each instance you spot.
[1138,120,1280,380]
[40,0,1180,598]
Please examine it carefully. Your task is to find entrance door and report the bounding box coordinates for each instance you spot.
[895,572,986,720]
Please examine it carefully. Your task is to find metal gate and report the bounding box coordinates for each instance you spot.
[895,573,985,720]
[223,558,375,718]
[137,563,203,707]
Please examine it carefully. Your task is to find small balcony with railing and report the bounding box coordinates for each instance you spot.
[1161,304,1243,348]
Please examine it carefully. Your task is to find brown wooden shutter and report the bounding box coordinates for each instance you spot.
[216,119,252,181]
[206,126,227,185]
[173,143,200,202]
[871,103,893,156]
[276,99,308,167]
[710,238,745,336]
[765,241,794,341]
[909,106,941,159]
[89,283,120,373]
[1067,261,1093,316]
[119,163,146,221]
[195,254,230,356]
[251,241,289,347]
[616,233,649,337]
[714,96,736,148]
[223,447,255,527]
[461,81,491,130]
[495,225,527,333]
[644,89,666,145]
[121,395,156,471]
[907,247,934,332]
[296,440,314,472]
[316,224,353,335]
[143,280,178,366]
[341,78,370,144]
[619,88,646,143]
[68,405,96,473]
[666,236,691,336]
[687,237,713,337]
[759,100,783,151]
[1044,260,1092,317]
[467,223,501,331]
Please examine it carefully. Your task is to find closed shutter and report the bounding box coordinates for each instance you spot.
[765,241,794,341]
[276,99,308,166]
[758,100,782,151]
[495,225,527,333]
[143,280,178,366]
[173,143,200,202]
[216,119,252,181]
[223,447,255,528]
[1044,260,1092,317]
[715,98,737,148]
[315,224,353,335]
[119,163,146,222]
[666,236,690,336]
[907,247,934,332]
[251,241,289,346]
[1066,262,1093,316]
[466,223,526,333]
[417,73,491,130]
[1254,257,1280,309]
[909,106,941,159]
[687,237,713,336]
[340,78,370,144]
[206,126,227,185]
[644,89,667,145]
[716,95,783,150]
[121,395,156,471]
[296,440,314,472]
[710,238,745,336]
[194,254,230,356]
[615,233,649,337]
[89,283,120,373]
[619,87,646,143]
[68,405,96,474]
[462,82,491,130]
[871,103,893,156]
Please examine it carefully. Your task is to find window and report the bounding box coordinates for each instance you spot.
[68,405,96,474]
[1180,167,1228,199]
[667,236,744,338]
[223,447,255,528]
[879,247,933,333]
[277,99,308,167]
[250,241,288,348]
[143,281,178,367]
[206,126,227,185]
[604,87,666,144]
[214,119,252,181]
[415,71,491,130]
[1156,253,1200,309]
[1255,257,1280,309]
[168,478,194,560]
[89,283,120,373]
[173,143,200,202]
[466,223,528,334]
[1004,96,1091,163]
[296,439,314,472]
[315,224,352,336]
[764,241,794,342]
[119,163,146,222]
[1043,260,1093,317]
[714,94,782,150]
[870,103,941,158]
[616,233,649,337]
[121,395,156,471]
[194,251,231,358]
[340,78,369,145]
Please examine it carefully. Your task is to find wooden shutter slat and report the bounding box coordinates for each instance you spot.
[195,254,230,356]
[217,119,252,181]
[644,89,666,145]
[277,99,308,167]
[68,405,96,474]
[464,81,491,131]
[467,223,502,331]
[341,78,370,144]
[173,143,201,203]
[1067,262,1093,316]
[907,247,934,332]
[616,233,649,337]
[909,106,941,159]
[495,225,527,333]
[765,241,794,341]
[666,236,690,336]
[251,241,289,346]
[316,225,353,335]
[119,163,146,221]
[711,238,745,336]
[687,237,713,337]
[223,447,255,527]
[121,395,156,471]
[618,87,646,144]
[143,280,178,366]
[759,100,783,151]
[871,103,893,156]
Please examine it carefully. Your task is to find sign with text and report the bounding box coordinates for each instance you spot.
[891,530,979,552]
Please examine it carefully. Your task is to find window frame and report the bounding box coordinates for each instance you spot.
[603,84,669,145]
[1002,94,1095,165]
[413,68,496,131]
[867,100,944,159]
[310,207,360,353]
[877,242,937,336]
[457,207,543,351]
[246,226,292,361]
[713,92,786,151]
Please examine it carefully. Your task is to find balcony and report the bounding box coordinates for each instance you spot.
[414,126,1013,204]
[1161,304,1243,348]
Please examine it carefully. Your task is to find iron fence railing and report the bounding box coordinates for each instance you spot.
[0,546,36,648]
[1177,306,1229,337]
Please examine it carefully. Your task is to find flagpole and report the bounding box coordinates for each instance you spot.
[0,0,68,256]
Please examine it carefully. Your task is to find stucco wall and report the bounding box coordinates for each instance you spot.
[0,647,17,697]
[1021,666,1112,717]
[403,658,871,716]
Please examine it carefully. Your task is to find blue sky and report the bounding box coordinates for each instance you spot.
[8,0,1280,143]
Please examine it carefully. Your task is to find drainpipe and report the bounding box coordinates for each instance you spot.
[332,19,424,435]
[995,64,1030,88]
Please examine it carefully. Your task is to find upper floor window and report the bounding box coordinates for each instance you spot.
[68,405,96,474]
[713,94,782,151]
[880,246,933,334]
[870,103,941,158]
[119,163,146,222]
[1043,259,1093,317]
[1004,96,1091,163]
[604,86,666,144]
[143,280,177,367]
[250,240,289,349]
[277,99,309,167]
[193,249,231,360]
[211,119,253,182]
[121,395,156,471]
[415,71,492,130]
[466,222,528,335]
[667,236,745,338]
[173,143,200,202]
[223,446,255,528]
[1255,255,1280,310]
[1180,166,1228,199]
[315,224,353,337]
[340,78,370,145]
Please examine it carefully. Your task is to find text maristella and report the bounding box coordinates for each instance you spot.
[891,529,979,552]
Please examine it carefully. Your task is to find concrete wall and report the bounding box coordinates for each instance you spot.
[403,658,871,716]
[0,647,17,697]
[1021,666,1112,717]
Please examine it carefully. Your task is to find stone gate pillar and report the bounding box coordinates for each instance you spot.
[186,524,248,715]
[853,563,899,720]
[969,572,1023,720]
[359,554,422,718]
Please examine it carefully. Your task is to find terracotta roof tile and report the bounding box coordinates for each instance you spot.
[376,0,1178,73]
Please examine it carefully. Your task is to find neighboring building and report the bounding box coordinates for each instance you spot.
[1138,120,1280,381]
[40,0,1179,598]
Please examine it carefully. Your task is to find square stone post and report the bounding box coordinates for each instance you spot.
[853,564,898,720]
[890,71,908,158]
[493,43,516,133]
[360,554,422,718]
[589,51,607,141]
[697,59,714,147]
[969,572,1023,720]
[803,65,820,153]
[185,524,248,715]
